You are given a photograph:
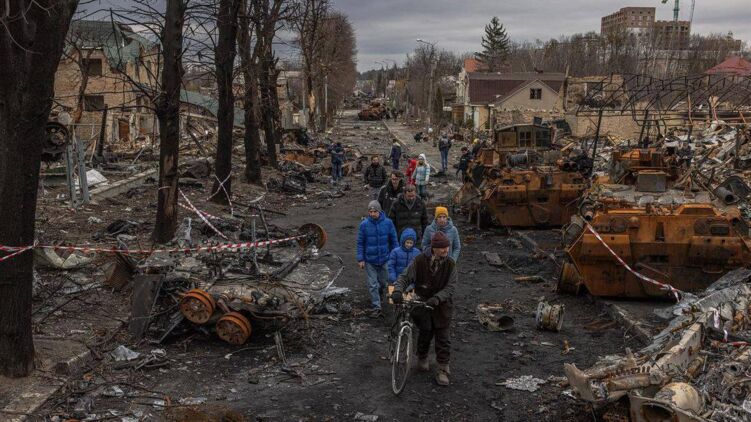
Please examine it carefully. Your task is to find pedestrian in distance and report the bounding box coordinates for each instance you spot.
[422,206,461,262]
[387,227,421,285]
[388,184,429,244]
[438,134,452,173]
[330,141,345,184]
[378,171,404,215]
[414,154,431,200]
[405,156,418,184]
[390,140,402,170]
[357,201,399,318]
[363,155,388,200]
[391,231,456,386]
[457,147,471,179]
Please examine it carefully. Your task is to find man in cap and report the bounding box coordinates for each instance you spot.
[357,200,399,317]
[391,231,456,386]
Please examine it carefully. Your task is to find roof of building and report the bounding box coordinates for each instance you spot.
[180,90,244,128]
[705,56,751,77]
[67,20,156,72]
[463,58,485,73]
[467,72,565,105]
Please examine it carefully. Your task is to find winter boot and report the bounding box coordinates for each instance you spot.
[436,364,450,386]
[416,357,429,372]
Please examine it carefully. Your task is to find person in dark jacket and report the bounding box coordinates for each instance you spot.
[388,184,429,242]
[388,227,421,283]
[438,134,452,173]
[357,200,399,317]
[456,147,471,179]
[363,156,388,200]
[390,141,402,170]
[330,142,345,183]
[378,171,404,214]
[391,231,456,386]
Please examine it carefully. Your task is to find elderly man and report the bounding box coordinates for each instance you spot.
[392,231,456,386]
[388,184,429,242]
[422,206,461,262]
[357,200,399,317]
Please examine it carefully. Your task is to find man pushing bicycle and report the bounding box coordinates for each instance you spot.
[391,231,456,386]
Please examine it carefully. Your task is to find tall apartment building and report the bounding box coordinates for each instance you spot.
[601,6,690,49]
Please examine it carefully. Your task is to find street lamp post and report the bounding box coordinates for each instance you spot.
[417,38,437,131]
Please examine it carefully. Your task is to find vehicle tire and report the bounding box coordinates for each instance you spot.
[391,324,413,395]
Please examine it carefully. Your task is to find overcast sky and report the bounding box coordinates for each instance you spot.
[333,0,751,72]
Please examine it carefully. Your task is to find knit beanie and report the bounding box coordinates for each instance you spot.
[431,232,450,249]
[368,200,382,212]
[435,206,449,219]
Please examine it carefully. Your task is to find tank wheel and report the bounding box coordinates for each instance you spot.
[179,289,216,324]
[216,312,252,345]
[297,223,328,249]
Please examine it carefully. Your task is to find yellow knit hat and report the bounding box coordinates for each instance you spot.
[435,206,449,218]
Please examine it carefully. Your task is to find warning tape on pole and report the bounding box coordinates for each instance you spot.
[0,235,306,261]
[179,189,228,239]
[178,201,220,221]
[585,222,684,301]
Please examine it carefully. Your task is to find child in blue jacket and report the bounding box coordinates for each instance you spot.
[388,227,421,284]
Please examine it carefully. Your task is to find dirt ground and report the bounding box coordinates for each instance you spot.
[24,112,642,422]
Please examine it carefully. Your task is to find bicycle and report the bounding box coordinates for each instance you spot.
[388,295,432,395]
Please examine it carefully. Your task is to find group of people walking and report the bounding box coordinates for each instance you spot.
[354,135,463,387]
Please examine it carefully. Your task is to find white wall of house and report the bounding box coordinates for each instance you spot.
[495,80,559,111]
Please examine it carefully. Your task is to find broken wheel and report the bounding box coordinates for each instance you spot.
[216,312,252,345]
[179,289,216,324]
[297,223,327,249]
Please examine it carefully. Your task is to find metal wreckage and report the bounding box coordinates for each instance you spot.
[454,73,751,419]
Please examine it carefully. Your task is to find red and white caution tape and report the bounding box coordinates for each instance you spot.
[178,201,220,221]
[586,222,684,301]
[179,189,228,239]
[0,235,306,262]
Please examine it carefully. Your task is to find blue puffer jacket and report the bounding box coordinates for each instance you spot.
[421,217,461,262]
[357,212,399,265]
[388,228,421,282]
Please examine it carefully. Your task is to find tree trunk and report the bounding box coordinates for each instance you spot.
[211,0,240,204]
[258,52,278,168]
[0,0,79,378]
[268,66,283,148]
[237,1,262,184]
[153,0,187,243]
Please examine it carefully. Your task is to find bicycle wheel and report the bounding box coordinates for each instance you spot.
[391,323,413,395]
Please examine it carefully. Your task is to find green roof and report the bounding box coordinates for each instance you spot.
[67,20,156,72]
[180,90,245,128]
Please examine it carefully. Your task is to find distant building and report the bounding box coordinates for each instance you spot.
[705,56,751,77]
[454,72,565,130]
[601,6,690,50]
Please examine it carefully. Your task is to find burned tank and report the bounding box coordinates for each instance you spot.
[559,169,751,298]
[454,123,590,228]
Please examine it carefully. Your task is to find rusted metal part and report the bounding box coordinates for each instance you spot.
[358,101,387,121]
[179,289,217,325]
[609,148,681,185]
[565,204,751,298]
[478,167,588,227]
[42,121,71,162]
[215,311,252,345]
[535,301,564,332]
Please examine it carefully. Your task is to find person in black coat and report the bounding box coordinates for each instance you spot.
[388,184,429,242]
[377,171,404,215]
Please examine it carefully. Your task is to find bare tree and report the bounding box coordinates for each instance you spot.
[0,0,79,377]
[237,0,262,183]
[294,0,329,131]
[315,12,357,128]
[211,0,241,204]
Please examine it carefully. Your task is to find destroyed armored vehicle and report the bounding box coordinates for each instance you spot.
[559,168,751,298]
[357,101,387,121]
[454,122,590,228]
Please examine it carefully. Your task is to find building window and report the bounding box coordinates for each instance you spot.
[82,58,103,76]
[83,95,105,111]
[519,131,532,147]
[530,88,542,100]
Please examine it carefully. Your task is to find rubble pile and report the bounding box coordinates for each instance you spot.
[564,269,751,421]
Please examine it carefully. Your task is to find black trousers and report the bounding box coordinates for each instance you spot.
[412,309,451,364]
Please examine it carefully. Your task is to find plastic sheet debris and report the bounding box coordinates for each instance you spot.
[110,345,141,362]
[34,248,95,270]
[498,375,547,392]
